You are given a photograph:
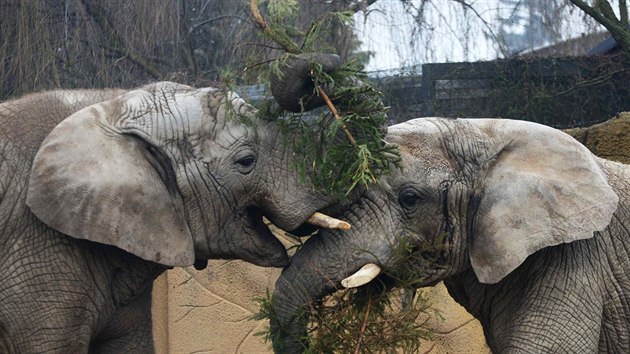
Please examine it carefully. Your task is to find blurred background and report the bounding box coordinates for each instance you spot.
[4,0,629,127]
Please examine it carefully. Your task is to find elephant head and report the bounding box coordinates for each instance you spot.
[270,117,619,352]
[25,81,343,269]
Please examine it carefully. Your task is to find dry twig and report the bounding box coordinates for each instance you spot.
[250,0,300,54]
[316,86,358,146]
[354,295,373,354]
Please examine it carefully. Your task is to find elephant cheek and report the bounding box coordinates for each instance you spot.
[225,214,290,267]
[239,235,289,268]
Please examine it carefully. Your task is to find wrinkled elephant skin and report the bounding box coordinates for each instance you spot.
[0,82,332,353]
[271,117,630,353]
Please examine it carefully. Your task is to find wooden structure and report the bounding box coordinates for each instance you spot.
[377,54,630,128]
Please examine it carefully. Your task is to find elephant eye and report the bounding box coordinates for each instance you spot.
[398,188,423,212]
[234,152,257,174]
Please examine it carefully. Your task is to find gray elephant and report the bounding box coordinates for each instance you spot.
[0,76,347,353]
[270,117,630,353]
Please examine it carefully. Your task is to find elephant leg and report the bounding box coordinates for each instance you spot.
[0,290,95,353]
[0,319,92,354]
[89,286,155,354]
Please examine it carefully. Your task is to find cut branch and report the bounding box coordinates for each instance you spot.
[249,0,300,54]
[353,295,372,354]
[316,86,357,146]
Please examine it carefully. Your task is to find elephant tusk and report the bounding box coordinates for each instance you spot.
[307,212,351,230]
[341,263,381,288]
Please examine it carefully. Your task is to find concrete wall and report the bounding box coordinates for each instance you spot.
[152,262,281,353]
[151,260,489,353]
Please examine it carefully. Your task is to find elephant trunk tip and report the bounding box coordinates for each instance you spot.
[269,297,311,354]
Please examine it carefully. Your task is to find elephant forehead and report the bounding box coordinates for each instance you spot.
[387,118,451,173]
[141,84,256,132]
[389,117,444,133]
[388,118,444,151]
[117,88,230,137]
[193,123,255,163]
[174,89,259,138]
[53,90,107,106]
[205,123,251,147]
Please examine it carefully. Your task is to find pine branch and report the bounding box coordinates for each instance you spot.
[316,86,357,146]
[248,0,401,197]
[250,0,300,54]
[250,0,360,157]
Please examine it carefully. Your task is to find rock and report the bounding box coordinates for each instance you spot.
[565,112,630,164]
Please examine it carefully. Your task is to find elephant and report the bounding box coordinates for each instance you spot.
[0,76,347,353]
[270,117,630,353]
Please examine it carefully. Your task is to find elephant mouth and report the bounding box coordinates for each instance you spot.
[245,207,350,261]
[236,207,289,267]
[248,207,285,241]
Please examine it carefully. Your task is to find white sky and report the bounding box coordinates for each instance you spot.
[353,0,611,73]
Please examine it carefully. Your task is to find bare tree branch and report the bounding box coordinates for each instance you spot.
[190,15,247,34]
[80,0,161,78]
[569,0,630,59]
[250,0,301,54]
[449,0,510,56]
[346,0,379,13]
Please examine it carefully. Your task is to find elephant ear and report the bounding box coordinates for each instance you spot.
[468,119,618,284]
[26,90,195,267]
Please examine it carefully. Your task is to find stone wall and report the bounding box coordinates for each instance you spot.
[152,262,281,353]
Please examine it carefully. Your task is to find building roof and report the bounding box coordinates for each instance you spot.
[517,31,612,58]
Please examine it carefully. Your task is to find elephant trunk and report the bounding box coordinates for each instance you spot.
[270,228,378,353]
[270,254,333,353]
[270,53,341,113]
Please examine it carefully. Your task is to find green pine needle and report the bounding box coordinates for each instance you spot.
[270,57,402,198]
[252,286,433,353]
